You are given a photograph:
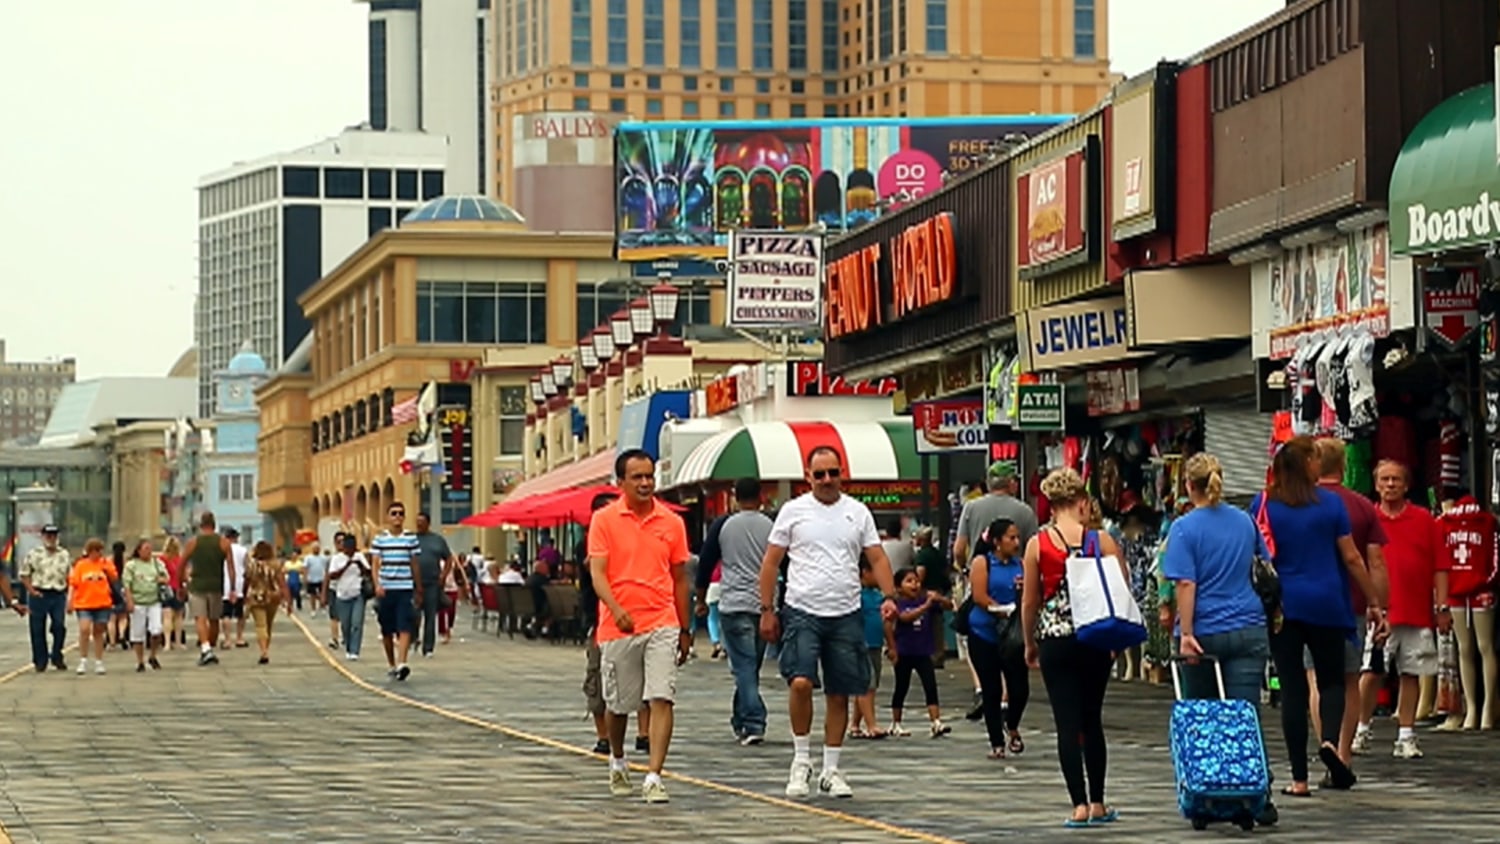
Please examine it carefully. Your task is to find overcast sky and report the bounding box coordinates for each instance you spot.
[0,0,1284,380]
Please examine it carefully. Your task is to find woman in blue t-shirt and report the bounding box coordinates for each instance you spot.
[1251,436,1380,797]
[966,518,1028,759]
[1162,452,1268,703]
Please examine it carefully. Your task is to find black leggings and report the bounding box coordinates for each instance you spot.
[891,654,939,711]
[1269,618,1346,783]
[967,634,1030,747]
[1039,636,1114,807]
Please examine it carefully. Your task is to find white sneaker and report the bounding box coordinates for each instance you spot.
[641,778,669,804]
[929,719,952,738]
[785,760,814,798]
[888,722,911,737]
[76,660,88,675]
[348,653,359,662]
[1352,727,1371,755]
[609,767,633,797]
[1392,736,1424,759]
[95,662,107,675]
[819,768,853,799]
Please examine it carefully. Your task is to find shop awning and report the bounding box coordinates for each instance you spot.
[1389,84,1500,255]
[498,449,616,505]
[671,420,921,487]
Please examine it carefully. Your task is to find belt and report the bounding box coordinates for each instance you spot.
[37,588,66,595]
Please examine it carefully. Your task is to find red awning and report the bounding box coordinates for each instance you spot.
[462,451,617,528]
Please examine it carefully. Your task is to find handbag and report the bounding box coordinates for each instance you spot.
[156,560,174,605]
[951,594,974,635]
[1251,493,1284,630]
[1064,529,1149,652]
[996,610,1026,662]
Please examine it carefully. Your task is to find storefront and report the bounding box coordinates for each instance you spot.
[1388,81,1500,504]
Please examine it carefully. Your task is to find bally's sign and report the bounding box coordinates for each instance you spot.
[1022,295,1144,371]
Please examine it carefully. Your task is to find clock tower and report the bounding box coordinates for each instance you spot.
[217,340,268,416]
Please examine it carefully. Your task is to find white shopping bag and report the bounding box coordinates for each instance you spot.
[1065,532,1148,651]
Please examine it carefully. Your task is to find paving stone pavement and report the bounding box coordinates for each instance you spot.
[0,608,1497,842]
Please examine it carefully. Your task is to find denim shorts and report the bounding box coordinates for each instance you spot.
[778,607,870,697]
[376,591,417,636]
[75,609,111,625]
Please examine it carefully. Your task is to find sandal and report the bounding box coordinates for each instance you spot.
[1280,786,1313,798]
[865,728,888,740]
[1008,733,1025,755]
[1089,808,1119,825]
[986,747,1006,761]
[1319,743,1357,790]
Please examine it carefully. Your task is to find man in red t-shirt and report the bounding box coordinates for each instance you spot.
[1366,460,1451,761]
[1312,439,1390,768]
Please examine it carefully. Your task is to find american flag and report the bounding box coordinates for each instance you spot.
[390,395,419,425]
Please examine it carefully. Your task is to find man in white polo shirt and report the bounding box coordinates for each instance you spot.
[759,445,898,800]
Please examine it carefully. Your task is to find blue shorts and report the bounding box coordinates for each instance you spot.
[376,591,417,637]
[778,607,870,697]
[76,609,111,625]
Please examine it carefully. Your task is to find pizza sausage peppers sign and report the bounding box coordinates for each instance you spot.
[1017,150,1087,269]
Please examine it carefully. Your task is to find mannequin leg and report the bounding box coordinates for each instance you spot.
[1451,610,1478,731]
[1475,609,1499,730]
[1416,674,1437,722]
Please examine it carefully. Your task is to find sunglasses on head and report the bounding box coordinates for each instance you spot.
[811,468,842,480]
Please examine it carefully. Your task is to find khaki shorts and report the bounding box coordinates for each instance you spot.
[583,640,605,717]
[599,627,679,714]
[188,591,224,622]
[1384,625,1438,677]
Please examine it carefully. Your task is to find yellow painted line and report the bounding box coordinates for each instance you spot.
[288,615,964,844]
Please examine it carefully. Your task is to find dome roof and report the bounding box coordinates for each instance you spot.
[226,341,268,374]
[402,195,527,225]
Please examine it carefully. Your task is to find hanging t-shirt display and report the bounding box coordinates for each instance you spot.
[1346,334,1379,434]
[1315,341,1341,435]
[1436,497,1498,602]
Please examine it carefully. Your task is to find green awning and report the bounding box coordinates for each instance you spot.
[1390,84,1500,255]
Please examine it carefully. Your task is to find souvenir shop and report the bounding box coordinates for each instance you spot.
[1386,79,1500,729]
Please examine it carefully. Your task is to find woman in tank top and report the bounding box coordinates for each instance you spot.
[1021,467,1129,828]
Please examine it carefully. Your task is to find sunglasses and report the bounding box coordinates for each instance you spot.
[389,510,406,517]
[811,468,842,480]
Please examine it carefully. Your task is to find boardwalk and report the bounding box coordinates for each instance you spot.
[0,610,1494,842]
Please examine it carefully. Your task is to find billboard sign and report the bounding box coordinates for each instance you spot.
[727,231,824,328]
[614,115,1068,261]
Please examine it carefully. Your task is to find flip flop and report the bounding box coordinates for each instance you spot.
[1280,787,1313,798]
[1009,733,1026,755]
[1089,808,1119,825]
[986,748,1006,761]
[1319,744,1358,790]
[1063,818,1092,829]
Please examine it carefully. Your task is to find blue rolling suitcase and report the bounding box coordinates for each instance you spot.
[1169,656,1270,832]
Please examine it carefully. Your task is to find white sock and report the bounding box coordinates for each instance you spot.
[643,772,662,787]
[1357,721,1371,733]
[1398,726,1414,741]
[792,735,811,765]
[610,755,627,772]
[975,686,983,695]
[200,642,211,654]
[822,746,842,772]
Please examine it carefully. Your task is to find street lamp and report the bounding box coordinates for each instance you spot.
[529,377,545,404]
[551,356,575,387]
[591,326,616,363]
[578,337,599,373]
[610,309,634,351]
[540,370,557,396]
[648,283,681,334]
[629,297,654,338]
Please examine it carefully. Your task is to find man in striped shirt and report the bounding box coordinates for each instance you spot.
[371,500,422,681]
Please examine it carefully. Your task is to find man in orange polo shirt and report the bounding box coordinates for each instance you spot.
[589,448,693,804]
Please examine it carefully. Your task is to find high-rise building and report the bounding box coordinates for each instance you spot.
[0,340,76,446]
[195,126,448,416]
[358,0,493,195]
[489,0,1114,199]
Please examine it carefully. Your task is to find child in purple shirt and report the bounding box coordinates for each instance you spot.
[890,568,955,737]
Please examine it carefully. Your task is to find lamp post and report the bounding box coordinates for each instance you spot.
[590,326,616,366]
[629,297,655,340]
[648,283,681,338]
[551,357,575,390]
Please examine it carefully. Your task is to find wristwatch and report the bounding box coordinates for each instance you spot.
[759,603,775,613]
[1435,605,1452,615]
[680,627,693,636]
